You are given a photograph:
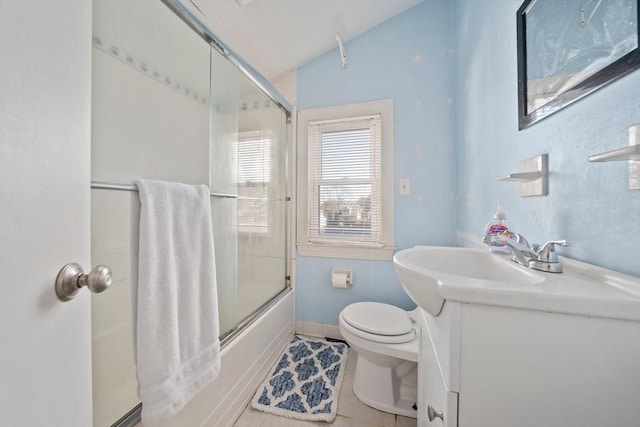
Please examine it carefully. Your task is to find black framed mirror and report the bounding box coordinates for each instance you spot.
[517,0,640,130]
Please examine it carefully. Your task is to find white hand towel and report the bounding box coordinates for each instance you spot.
[131,179,220,426]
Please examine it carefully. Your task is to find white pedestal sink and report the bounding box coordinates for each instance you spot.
[393,245,640,320]
[393,245,640,427]
[393,246,542,316]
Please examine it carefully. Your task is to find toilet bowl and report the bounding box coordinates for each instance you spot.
[338,302,419,418]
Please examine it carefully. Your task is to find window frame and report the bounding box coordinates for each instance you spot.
[296,99,395,260]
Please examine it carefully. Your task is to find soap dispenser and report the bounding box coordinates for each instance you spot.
[484,202,512,255]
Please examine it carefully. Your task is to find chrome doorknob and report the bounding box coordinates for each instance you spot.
[427,404,444,422]
[55,263,112,301]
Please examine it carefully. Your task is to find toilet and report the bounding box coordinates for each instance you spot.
[338,301,419,418]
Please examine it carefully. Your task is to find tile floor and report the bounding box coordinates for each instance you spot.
[233,349,417,427]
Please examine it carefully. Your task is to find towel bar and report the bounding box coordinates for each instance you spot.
[91,180,239,199]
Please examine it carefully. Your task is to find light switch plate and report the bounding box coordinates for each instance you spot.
[399,179,410,195]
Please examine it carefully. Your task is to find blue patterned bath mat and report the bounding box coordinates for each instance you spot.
[251,335,349,422]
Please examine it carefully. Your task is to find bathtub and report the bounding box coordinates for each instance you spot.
[162,289,294,427]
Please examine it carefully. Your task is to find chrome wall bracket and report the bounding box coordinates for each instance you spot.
[497,153,548,197]
[588,124,640,190]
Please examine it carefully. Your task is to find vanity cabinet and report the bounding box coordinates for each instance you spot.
[417,301,640,427]
[418,307,457,427]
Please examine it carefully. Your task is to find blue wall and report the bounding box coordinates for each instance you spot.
[455,0,640,278]
[296,0,640,326]
[296,0,457,325]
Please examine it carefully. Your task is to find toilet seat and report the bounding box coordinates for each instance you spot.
[341,302,415,344]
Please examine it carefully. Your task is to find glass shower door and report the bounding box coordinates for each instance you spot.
[235,75,289,322]
[210,52,290,337]
[91,1,290,425]
[91,0,211,425]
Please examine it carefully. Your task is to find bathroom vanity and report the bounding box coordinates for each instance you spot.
[393,247,640,427]
[417,300,640,427]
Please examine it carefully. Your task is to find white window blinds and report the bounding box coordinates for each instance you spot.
[307,114,383,245]
[238,131,271,233]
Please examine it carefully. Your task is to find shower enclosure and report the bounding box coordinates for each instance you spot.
[90,1,291,425]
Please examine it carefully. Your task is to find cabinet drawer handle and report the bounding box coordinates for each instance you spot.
[427,405,444,422]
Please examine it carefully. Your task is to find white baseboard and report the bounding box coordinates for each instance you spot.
[295,320,342,341]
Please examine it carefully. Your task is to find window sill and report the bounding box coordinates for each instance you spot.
[296,242,395,261]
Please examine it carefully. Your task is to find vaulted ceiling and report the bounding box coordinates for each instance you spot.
[191,0,423,81]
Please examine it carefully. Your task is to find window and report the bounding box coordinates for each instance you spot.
[297,99,394,260]
[308,116,381,242]
[238,130,271,234]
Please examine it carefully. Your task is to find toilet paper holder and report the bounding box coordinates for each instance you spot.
[331,268,353,288]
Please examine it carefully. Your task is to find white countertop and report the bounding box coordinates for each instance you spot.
[437,253,640,321]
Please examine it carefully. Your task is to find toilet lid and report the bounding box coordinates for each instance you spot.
[342,302,413,336]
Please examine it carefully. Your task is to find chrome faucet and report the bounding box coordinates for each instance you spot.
[483,231,569,273]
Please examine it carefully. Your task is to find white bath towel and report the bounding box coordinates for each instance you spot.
[131,179,220,426]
